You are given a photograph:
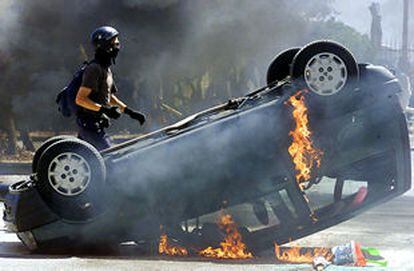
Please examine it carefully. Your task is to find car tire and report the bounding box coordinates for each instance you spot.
[32,135,79,173]
[291,40,359,100]
[36,139,106,221]
[266,47,301,85]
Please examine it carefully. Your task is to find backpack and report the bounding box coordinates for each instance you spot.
[56,62,90,117]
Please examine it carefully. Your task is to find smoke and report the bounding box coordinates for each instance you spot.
[122,0,179,9]
[108,87,292,231]
[0,0,343,131]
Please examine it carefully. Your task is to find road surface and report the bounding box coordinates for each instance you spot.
[0,165,412,270]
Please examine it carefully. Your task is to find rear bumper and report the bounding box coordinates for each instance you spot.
[3,179,59,232]
[2,179,127,251]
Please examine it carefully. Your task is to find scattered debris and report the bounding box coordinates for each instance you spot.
[332,241,366,266]
[362,247,387,267]
[313,256,330,270]
[274,241,387,268]
[274,243,333,264]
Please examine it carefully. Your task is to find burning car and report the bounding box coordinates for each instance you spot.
[1,40,411,253]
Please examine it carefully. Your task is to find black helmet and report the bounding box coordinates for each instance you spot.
[90,26,119,51]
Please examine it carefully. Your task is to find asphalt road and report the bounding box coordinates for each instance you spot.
[0,167,412,270]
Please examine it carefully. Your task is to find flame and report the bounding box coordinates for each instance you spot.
[199,212,253,259]
[158,232,188,256]
[274,243,333,263]
[287,91,323,189]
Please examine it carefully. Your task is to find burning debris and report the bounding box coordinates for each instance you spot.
[331,241,367,267]
[157,212,253,259]
[199,212,253,259]
[274,241,387,267]
[313,256,331,270]
[158,231,188,256]
[286,91,323,189]
[274,243,333,264]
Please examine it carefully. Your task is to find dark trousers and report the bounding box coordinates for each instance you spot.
[76,115,112,151]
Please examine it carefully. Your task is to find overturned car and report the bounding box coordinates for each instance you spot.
[1,40,411,252]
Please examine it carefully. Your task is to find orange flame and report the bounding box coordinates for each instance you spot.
[287,91,323,188]
[199,212,253,259]
[158,232,188,256]
[274,243,333,263]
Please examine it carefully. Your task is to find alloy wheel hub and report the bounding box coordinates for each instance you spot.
[304,52,348,96]
[47,152,91,196]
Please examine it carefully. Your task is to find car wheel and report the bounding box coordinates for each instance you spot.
[291,40,359,99]
[32,135,79,173]
[36,139,106,221]
[266,47,301,85]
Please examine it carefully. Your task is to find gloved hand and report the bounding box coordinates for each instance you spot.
[124,107,146,125]
[100,114,111,128]
[99,105,122,119]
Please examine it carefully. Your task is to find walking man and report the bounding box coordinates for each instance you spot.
[75,26,145,150]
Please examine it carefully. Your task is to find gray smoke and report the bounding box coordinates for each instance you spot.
[123,0,179,9]
[0,0,346,133]
[0,0,373,133]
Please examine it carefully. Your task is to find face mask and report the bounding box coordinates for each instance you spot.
[95,39,120,65]
[109,47,119,59]
[108,37,121,58]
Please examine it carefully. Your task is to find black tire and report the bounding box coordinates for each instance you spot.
[266,47,301,85]
[291,40,359,100]
[36,139,106,221]
[32,135,79,173]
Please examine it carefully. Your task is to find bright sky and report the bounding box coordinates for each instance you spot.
[333,0,412,47]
